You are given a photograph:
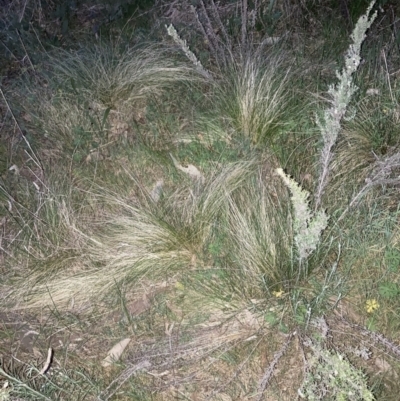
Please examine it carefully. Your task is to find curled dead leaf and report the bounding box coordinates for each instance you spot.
[170,154,205,184]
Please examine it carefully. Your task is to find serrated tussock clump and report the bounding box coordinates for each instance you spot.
[50,43,200,108]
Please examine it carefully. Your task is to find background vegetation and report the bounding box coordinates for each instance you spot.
[1,0,400,400]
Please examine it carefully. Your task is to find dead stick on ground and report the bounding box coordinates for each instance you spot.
[256,331,296,401]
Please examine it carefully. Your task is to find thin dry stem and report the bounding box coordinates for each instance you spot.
[98,360,151,401]
[340,317,400,358]
[337,151,400,222]
[257,331,296,401]
[241,0,248,51]
[210,0,231,48]
[200,0,223,60]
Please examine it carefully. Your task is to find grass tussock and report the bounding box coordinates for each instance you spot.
[12,159,293,311]
[50,43,202,108]
[215,55,292,145]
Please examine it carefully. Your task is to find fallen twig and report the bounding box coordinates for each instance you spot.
[256,331,296,401]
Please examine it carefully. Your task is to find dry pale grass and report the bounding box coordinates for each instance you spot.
[51,43,202,108]
[215,54,291,145]
[12,42,205,167]
[225,170,292,288]
[4,160,258,310]
[5,155,296,323]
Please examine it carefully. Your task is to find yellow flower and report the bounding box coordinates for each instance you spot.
[273,289,284,298]
[175,281,185,291]
[365,299,379,313]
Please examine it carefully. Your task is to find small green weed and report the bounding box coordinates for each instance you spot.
[378,282,400,299]
[384,247,400,273]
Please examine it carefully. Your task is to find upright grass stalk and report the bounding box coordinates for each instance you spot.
[166,24,211,79]
[314,1,377,208]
